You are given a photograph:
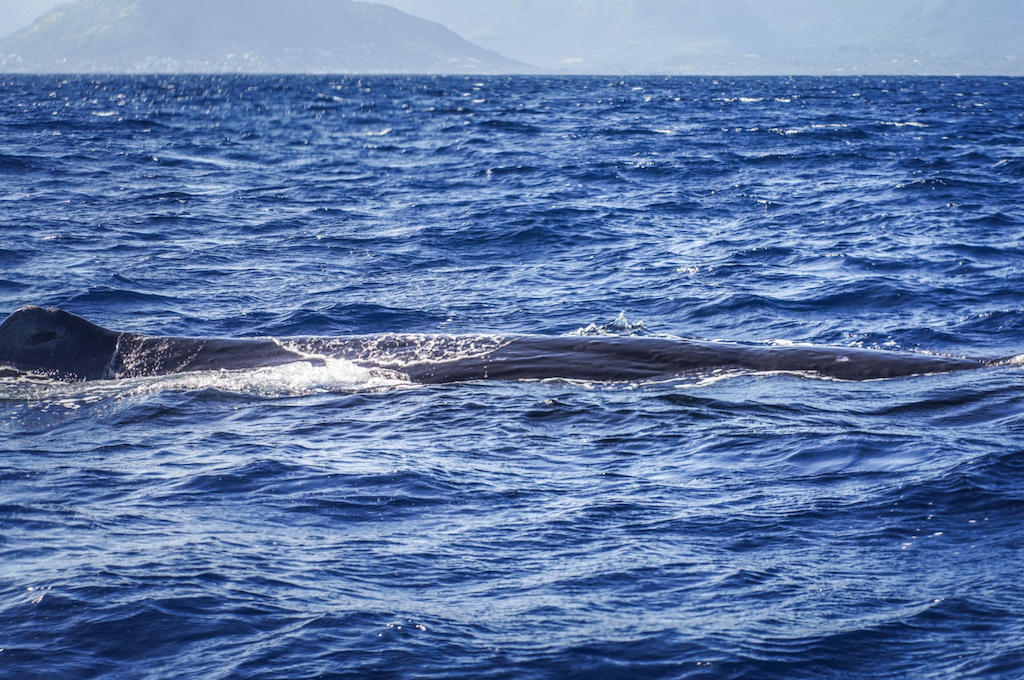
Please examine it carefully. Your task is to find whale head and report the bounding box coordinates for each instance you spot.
[0,306,121,380]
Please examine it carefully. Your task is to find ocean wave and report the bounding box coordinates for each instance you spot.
[2,74,1023,680]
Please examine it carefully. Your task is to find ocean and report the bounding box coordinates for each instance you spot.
[1,74,1023,679]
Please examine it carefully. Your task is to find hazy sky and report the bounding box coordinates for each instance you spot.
[0,0,65,37]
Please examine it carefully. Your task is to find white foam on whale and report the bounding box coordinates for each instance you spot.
[0,357,412,406]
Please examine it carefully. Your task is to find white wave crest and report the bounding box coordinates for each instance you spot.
[0,358,411,407]
[569,311,647,337]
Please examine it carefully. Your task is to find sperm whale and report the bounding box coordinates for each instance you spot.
[0,306,1000,383]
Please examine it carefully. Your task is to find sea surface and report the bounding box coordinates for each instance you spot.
[2,74,1024,679]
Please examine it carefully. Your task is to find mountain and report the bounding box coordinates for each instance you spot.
[743,0,1024,73]
[742,0,905,49]
[880,0,1024,58]
[379,0,1024,75]
[745,0,1024,56]
[0,0,527,73]
[375,0,786,73]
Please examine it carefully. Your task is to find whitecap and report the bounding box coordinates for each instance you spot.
[568,311,647,337]
[0,358,412,407]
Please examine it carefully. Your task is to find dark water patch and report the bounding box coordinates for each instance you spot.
[475,119,544,135]
[61,287,184,310]
[994,157,1024,176]
[164,458,315,497]
[0,278,30,293]
[960,211,1022,229]
[955,310,1022,335]
[479,164,541,177]
[0,153,39,172]
[269,304,448,335]
[135,190,197,202]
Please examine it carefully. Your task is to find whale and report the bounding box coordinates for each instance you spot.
[0,306,1003,384]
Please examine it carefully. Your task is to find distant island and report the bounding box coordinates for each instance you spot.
[0,0,527,74]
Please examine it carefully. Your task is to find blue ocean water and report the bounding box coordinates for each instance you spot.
[2,74,1024,679]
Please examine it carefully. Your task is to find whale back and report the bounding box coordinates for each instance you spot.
[0,306,121,380]
[0,306,1001,383]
